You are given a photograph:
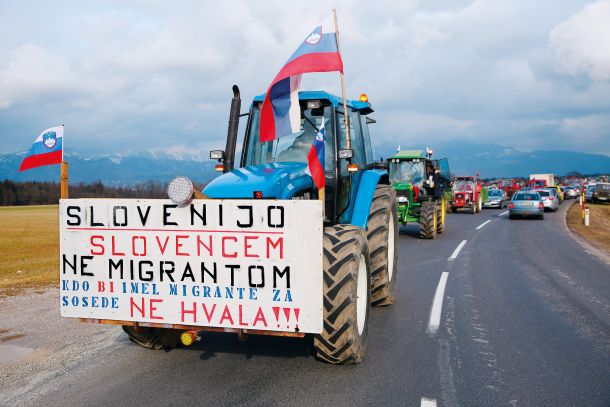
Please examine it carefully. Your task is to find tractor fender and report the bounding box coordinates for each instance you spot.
[349,169,388,229]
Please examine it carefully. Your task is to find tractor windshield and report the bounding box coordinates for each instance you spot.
[243,105,334,168]
[389,160,425,187]
[453,180,475,192]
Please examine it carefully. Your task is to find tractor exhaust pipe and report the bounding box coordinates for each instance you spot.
[224,85,241,173]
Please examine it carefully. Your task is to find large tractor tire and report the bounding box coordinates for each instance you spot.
[367,185,398,306]
[419,201,438,239]
[477,196,483,212]
[122,325,182,350]
[470,201,476,214]
[315,225,371,364]
[436,201,445,234]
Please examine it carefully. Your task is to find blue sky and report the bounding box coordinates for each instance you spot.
[0,0,609,159]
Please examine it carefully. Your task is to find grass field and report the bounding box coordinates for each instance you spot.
[0,205,59,296]
[567,201,610,255]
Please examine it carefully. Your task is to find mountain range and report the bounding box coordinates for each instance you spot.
[1,142,609,185]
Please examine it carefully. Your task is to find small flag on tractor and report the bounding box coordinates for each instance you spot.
[19,126,64,172]
[307,118,326,189]
[260,14,343,143]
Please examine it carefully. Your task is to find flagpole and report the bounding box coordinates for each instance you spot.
[333,9,350,151]
[60,124,68,199]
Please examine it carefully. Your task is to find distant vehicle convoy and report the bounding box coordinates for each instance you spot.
[529,173,555,188]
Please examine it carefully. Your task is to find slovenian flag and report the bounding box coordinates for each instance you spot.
[260,14,343,142]
[307,118,326,189]
[19,126,64,172]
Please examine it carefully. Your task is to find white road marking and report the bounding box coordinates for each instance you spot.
[476,219,492,230]
[421,397,437,407]
[499,210,509,216]
[427,272,449,334]
[448,240,467,261]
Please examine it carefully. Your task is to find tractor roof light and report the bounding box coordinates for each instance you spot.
[167,176,194,206]
[359,93,368,103]
[306,100,321,109]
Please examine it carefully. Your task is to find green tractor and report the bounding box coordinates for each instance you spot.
[387,150,451,239]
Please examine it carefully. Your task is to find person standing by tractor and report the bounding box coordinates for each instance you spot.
[432,162,451,200]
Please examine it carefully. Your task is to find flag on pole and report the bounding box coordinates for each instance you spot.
[260,14,343,142]
[19,126,64,172]
[307,118,326,189]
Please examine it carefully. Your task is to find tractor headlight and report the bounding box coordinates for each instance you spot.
[397,196,408,204]
[167,176,194,206]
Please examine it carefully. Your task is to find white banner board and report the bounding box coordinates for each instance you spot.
[59,199,324,334]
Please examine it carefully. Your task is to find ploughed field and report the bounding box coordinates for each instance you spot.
[0,205,59,296]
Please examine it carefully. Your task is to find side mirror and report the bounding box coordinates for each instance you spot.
[338,149,353,160]
[210,150,225,160]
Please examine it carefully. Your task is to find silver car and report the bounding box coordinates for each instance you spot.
[483,188,507,208]
[537,188,559,212]
[509,191,544,220]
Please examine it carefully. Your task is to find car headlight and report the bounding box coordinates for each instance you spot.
[397,196,408,203]
[167,176,194,206]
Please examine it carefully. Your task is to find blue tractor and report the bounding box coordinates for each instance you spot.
[123,87,398,364]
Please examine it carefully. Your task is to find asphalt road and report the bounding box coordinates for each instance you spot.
[1,201,609,406]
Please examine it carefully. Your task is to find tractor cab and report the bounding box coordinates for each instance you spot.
[205,89,387,228]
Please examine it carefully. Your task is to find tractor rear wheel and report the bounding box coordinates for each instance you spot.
[122,325,182,350]
[436,202,445,234]
[419,201,438,239]
[367,185,398,306]
[315,225,371,364]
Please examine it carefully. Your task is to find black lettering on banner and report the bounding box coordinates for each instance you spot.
[181,263,195,282]
[237,205,253,228]
[63,254,77,274]
[218,204,223,226]
[191,204,206,226]
[267,206,284,228]
[202,262,218,284]
[80,256,94,276]
[66,206,81,226]
[137,206,151,226]
[163,204,178,226]
[273,266,290,288]
[225,264,239,286]
[90,206,104,226]
[248,265,265,288]
[160,261,175,282]
[108,259,123,279]
[139,260,154,281]
[113,206,128,227]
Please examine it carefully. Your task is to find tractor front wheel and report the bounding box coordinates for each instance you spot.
[315,225,371,364]
[367,185,398,306]
[122,325,182,350]
[419,201,438,239]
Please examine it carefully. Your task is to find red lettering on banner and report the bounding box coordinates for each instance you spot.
[294,308,300,322]
[90,235,105,255]
[222,236,238,258]
[98,281,105,293]
[238,304,248,326]
[156,236,170,255]
[181,301,197,323]
[272,306,280,327]
[175,235,188,256]
[244,236,259,258]
[130,297,145,318]
[219,305,234,325]
[132,236,146,256]
[111,236,125,256]
[253,307,268,327]
[197,235,213,256]
[202,303,216,323]
[266,237,283,259]
[283,307,291,323]
[149,299,164,320]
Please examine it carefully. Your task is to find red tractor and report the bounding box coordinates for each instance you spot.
[451,176,486,214]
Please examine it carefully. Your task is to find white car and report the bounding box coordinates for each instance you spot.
[537,189,559,211]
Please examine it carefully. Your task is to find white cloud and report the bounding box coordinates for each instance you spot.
[550,0,610,81]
